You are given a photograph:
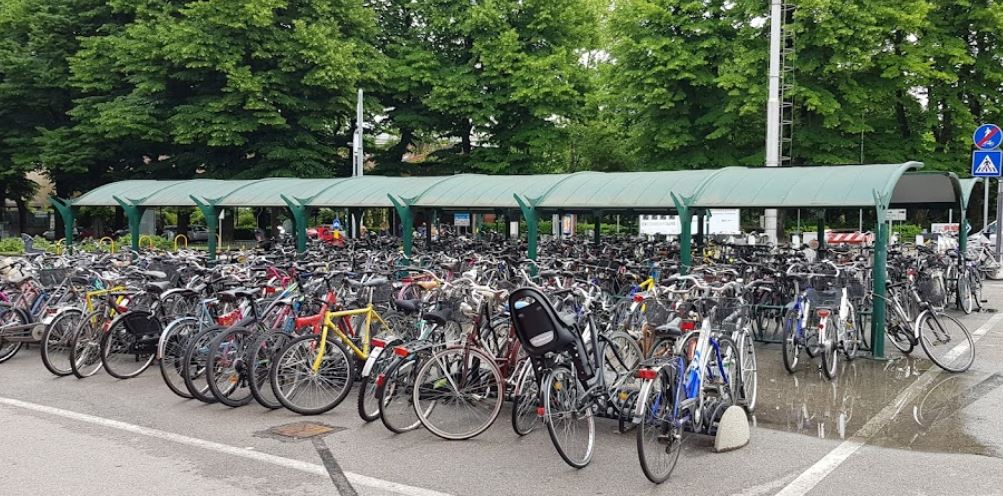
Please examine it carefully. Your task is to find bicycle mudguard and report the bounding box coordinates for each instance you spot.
[361,346,385,377]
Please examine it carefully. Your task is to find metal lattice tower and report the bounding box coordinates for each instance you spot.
[779,1,796,165]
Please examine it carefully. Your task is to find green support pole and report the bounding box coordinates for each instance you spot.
[696,210,706,248]
[279,195,307,255]
[49,197,75,253]
[113,196,146,254]
[388,195,413,260]
[871,206,888,359]
[671,194,693,274]
[514,195,538,269]
[593,210,602,245]
[190,196,219,261]
[816,209,826,250]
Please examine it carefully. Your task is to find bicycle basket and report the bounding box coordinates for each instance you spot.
[370,282,393,304]
[710,298,747,333]
[806,289,840,309]
[642,298,675,327]
[916,276,945,306]
[36,268,73,287]
[147,262,181,286]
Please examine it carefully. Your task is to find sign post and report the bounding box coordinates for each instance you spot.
[973,124,1003,261]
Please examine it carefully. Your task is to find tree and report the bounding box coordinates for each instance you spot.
[66,0,382,180]
[371,0,599,174]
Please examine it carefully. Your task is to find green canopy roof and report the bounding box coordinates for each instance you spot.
[69,162,967,212]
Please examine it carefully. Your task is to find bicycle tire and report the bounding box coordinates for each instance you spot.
[781,310,800,374]
[886,303,915,355]
[271,334,354,415]
[413,346,504,440]
[378,355,425,433]
[70,309,107,378]
[0,304,28,363]
[917,311,974,373]
[205,327,255,407]
[636,360,684,483]
[736,331,757,412]
[958,274,973,314]
[41,308,83,376]
[820,317,838,381]
[101,311,159,379]
[182,326,226,403]
[357,348,395,421]
[158,317,199,399]
[511,360,540,436]
[247,331,290,410]
[542,365,595,469]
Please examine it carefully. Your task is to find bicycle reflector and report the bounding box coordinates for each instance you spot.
[636,368,657,380]
[393,346,409,357]
[371,338,387,349]
[680,320,697,332]
[816,309,831,318]
[376,374,385,388]
[633,294,645,303]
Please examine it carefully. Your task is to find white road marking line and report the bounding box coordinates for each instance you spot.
[775,312,1003,496]
[0,397,452,496]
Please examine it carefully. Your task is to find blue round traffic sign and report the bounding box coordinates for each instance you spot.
[974,124,1002,150]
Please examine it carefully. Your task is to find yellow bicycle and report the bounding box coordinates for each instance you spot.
[40,284,128,377]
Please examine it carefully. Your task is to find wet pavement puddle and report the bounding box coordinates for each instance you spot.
[752,345,1002,458]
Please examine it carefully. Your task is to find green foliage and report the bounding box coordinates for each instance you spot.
[0,237,24,254]
[236,209,256,229]
[892,223,924,242]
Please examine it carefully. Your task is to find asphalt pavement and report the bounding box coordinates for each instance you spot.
[2,283,1003,495]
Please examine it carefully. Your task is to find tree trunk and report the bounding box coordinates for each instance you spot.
[220,208,235,242]
[15,199,27,236]
[461,120,473,154]
[177,209,190,241]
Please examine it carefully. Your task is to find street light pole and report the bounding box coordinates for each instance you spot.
[764,0,783,244]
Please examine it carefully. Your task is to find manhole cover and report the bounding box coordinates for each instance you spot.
[258,421,345,441]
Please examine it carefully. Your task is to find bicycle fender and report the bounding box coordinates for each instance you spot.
[361,346,385,377]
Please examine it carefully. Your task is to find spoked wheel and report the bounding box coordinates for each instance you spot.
[357,350,394,422]
[957,275,974,314]
[70,310,107,378]
[41,308,83,376]
[159,318,199,399]
[781,311,800,374]
[840,303,861,361]
[270,334,354,415]
[736,331,757,412]
[819,317,839,381]
[542,365,595,469]
[0,305,28,364]
[637,361,685,484]
[413,346,504,440]
[917,312,974,373]
[101,312,159,379]
[379,356,425,433]
[511,360,541,436]
[182,327,226,403]
[205,327,255,407]
[887,305,915,355]
[248,331,291,409]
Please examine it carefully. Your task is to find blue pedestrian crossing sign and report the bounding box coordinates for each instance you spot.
[972,150,1003,177]
[973,124,1002,150]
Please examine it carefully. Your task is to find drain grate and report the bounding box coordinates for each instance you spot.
[258,421,345,441]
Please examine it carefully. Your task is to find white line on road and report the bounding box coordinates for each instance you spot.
[0,397,452,496]
[775,312,1003,496]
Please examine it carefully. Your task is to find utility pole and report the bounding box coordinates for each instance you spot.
[764,0,786,244]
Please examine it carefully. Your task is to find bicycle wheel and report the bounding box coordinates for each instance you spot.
[379,356,424,433]
[886,303,915,355]
[511,360,540,436]
[248,331,290,409]
[736,331,757,412]
[101,312,159,379]
[820,317,838,380]
[637,361,684,484]
[271,334,354,415]
[957,274,974,314]
[182,327,226,403]
[70,310,106,378]
[840,303,861,361]
[781,310,800,373]
[159,317,199,399]
[542,365,595,468]
[603,331,643,388]
[41,308,83,376]
[0,304,27,363]
[413,346,504,440]
[917,311,974,373]
[357,350,394,422]
[205,327,254,407]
